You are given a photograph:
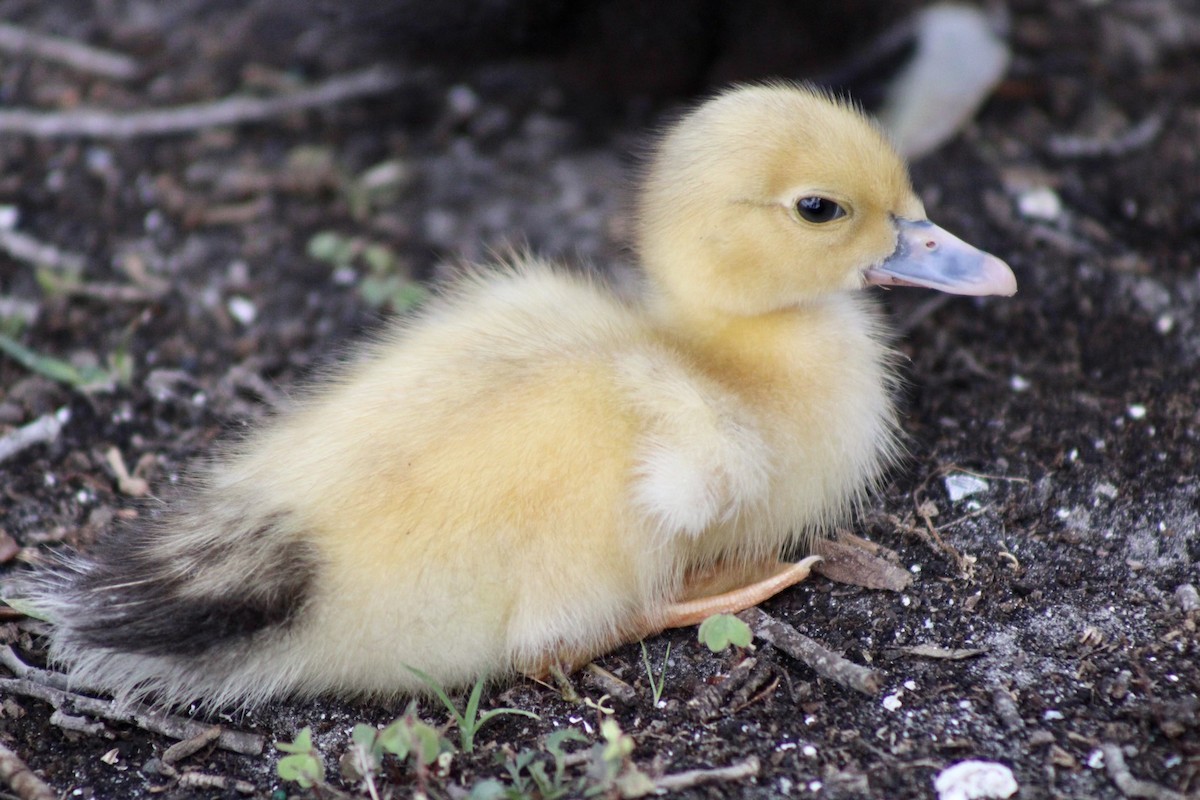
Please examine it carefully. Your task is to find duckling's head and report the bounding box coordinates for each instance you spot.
[637,83,1015,318]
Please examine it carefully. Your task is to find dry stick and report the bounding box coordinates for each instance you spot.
[175,771,256,795]
[1099,744,1187,800]
[688,656,759,721]
[653,756,760,793]
[0,739,57,800]
[739,608,882,695]
[0,228,86,273]
[0,678,263,756]
[49,708,114,738]
[0,645,85,693]
[0,410,68,466]
[0,65,409,139]
[0,22,138,80]
[161,725,223,767]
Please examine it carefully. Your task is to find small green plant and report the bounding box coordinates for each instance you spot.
[0,332,118,392]
[342,705,454,800]
[639,640,670,706]
[594,719,655,798]
[307,230,427,313]
[698,613,753,653]
[406,667,540,753]
[275,727,325,789]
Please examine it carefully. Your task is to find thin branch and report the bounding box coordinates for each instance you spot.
[0,409,68,466]
[739,607,883,695]
[0,739,57,800]
[0,65,411,139]
[1100,744,1187,800]
[0,677,264,755]
[161,725,223,767]
[0,228,86,273]
[175,771,257,795]
[49,708,114,738]
[0,22,138,80]
[652,756,760,792]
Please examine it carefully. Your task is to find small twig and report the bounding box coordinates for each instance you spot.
[583,663,637,705]
[989,684,1024,733]
[0,677,264,755]
[0,409,69,466]
[0,65,410,139]
[738,608,882,695]
[1046,114,1164,159]
[1099,743,1187,800]
[161,725,223,767]
[0,739,57,800]
[175,771,256,795]
[0,645,82,692]
[938,504,994,531]
[0,228,87,273]
[0,22,138,80]
[49,708,114,738]
[688,657,759,721]
[652,756,760,792]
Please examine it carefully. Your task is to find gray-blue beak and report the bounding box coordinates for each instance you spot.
[864,219,1017,296]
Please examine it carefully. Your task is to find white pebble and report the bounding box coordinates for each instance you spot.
[1016,186,1063,221]
[934,761,1018,800]
[226,296,257,326]
[1009,374,1030,392]
[883,693,904,711]
[945,473,989,502]
[1127,404,1147,420]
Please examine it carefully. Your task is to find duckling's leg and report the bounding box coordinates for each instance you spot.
[657,555,823,629]
[524,557,821,685]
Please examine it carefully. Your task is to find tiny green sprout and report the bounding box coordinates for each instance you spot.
[276,727,325,789]
[405,667,539,753]
[599,719,633,764]
[0,333,115,392]
[307,230,356,266]
[698,613,753,653]
[639,641,671,706]
[377,703,453,766]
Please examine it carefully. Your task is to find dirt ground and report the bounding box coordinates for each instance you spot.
[0,1,1197,798]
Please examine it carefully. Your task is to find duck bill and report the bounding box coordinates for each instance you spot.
[864,219,1017,296]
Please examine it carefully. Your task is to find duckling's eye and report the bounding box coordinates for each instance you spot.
[794,196,846,224]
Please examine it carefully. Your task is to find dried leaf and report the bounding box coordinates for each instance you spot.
[815,539,913,592]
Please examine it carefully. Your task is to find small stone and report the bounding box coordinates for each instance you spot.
[1174,584,1200,614]
[934,760,1018,800]
[945,473,989,502]
[226,296,257,326]
[1016,186,1063,221]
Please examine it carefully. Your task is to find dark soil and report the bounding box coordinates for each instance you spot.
[0,2,1197,799]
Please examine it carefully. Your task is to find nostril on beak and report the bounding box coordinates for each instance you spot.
[924,239,937,250]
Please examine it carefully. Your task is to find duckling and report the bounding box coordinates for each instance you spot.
[18,83,1015,710]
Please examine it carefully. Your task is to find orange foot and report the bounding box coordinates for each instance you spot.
[654,555,823,631]
[527,555,821,684]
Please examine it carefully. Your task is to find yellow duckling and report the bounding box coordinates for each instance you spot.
[20,83,1015,710]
